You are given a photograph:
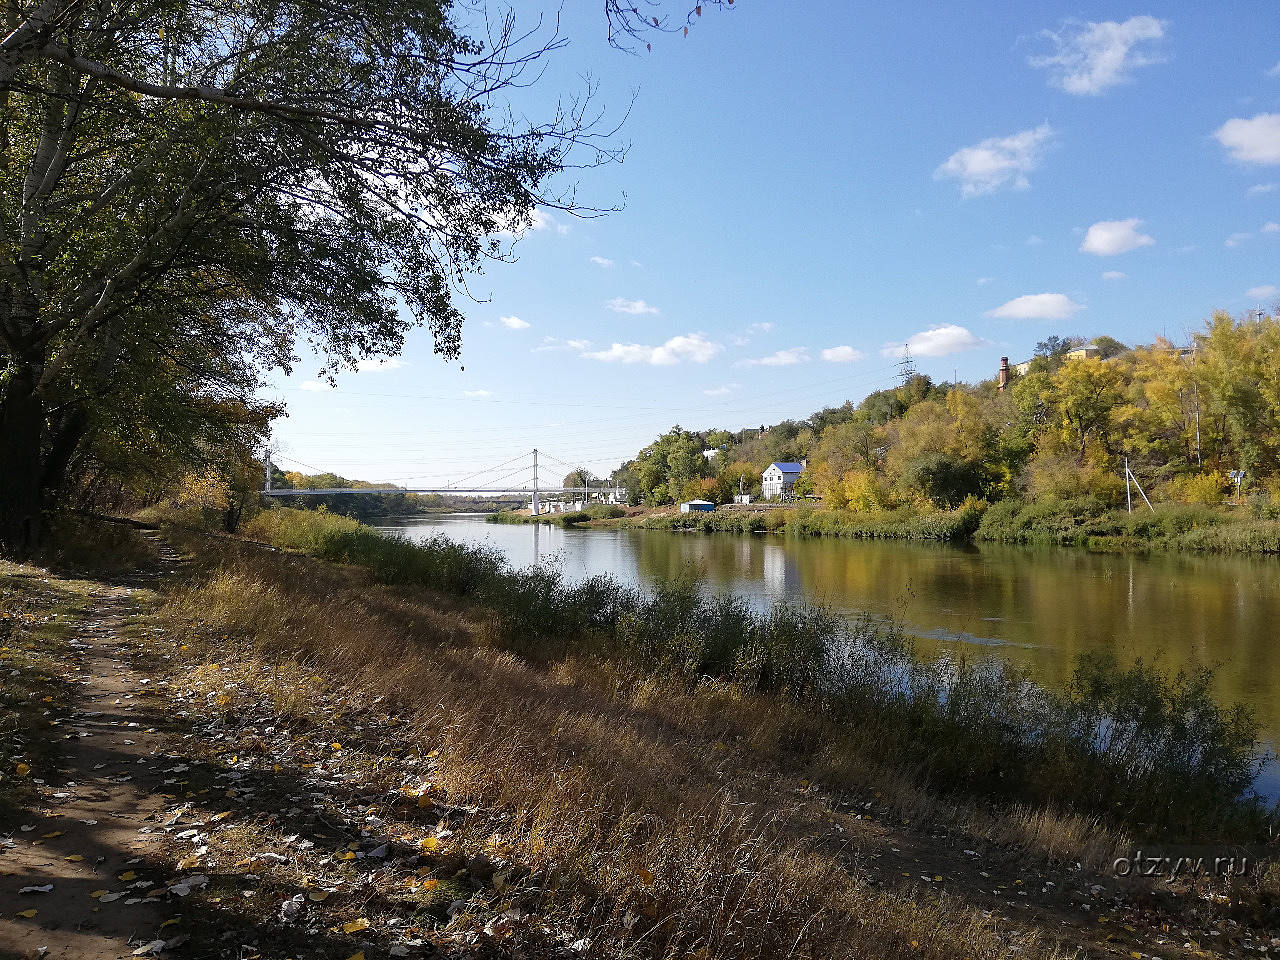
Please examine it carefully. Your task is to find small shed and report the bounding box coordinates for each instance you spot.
[679,499,715,513]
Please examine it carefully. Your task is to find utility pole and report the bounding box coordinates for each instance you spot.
[1123,457,1155,513]
[263,442,272,492]
[1191,339,1202,466]
[531,448,539,516]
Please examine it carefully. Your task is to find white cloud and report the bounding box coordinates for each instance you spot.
[703,384,738,397]
[589,256,614,268]
[1026,234,1044,246]
[1102,270,1127,280]
[976,277,993,285]
[499,315,530,330]
[534,336,591,353]
[355,356,406,373]
[606,297,660,315]
[738,347,810,367]
[584,333,720,366]
[1080,218,1155,256]
[493,207,570,238]
[881,325,989,358]
[1263,221,1280,233]
[1226,232,1253,248]
[1215,114,1280,165]
[934,124,1054,197]
[1248,183,1278,195]
[300,380,333,392]
[986,293,1085,321]
[1028,16,1166,95]
[1247,285,1278,300]
[821,345,865,363]
[463,389,492,398]
[731,321,776,346]
[530,209,571,235]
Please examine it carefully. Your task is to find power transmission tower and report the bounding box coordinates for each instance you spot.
[897,344,917,384]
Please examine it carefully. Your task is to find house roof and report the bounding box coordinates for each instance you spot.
[682,499,715,505]
[766,462,804,474]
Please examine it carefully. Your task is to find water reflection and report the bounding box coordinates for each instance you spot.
[380,515,1279,798]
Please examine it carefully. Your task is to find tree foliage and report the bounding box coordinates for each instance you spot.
[0,0,617,554]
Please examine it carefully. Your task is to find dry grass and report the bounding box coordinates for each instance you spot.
[150,534,1124,959]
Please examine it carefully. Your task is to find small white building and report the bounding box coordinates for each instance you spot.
[762,462,804,500]
[679,499,716,513]
[733,493,752,505]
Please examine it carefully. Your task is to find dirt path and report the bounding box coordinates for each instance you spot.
[0,573,178,959]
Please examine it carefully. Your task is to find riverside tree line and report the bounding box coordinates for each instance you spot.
[613,311,1280,514]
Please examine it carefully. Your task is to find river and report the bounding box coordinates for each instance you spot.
[377,514,1280,799]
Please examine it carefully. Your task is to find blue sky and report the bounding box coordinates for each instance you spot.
[266,2,1280,487]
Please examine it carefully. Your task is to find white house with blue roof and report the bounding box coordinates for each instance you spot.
[762,461,804,500]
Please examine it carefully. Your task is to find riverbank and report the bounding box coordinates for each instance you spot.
[520,495,1280,555]
[4,513,1278,958]
[239,510,1278,842]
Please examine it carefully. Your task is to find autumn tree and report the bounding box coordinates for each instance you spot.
[0,0,616,555]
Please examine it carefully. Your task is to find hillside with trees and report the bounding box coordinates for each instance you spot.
[613,311,1280,519]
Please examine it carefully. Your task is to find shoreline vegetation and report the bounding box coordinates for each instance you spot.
[488,496,1280,554]
[245,508,1276,841]
[5,509,1278,959]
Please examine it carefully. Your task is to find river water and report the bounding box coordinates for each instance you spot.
[377,514,1280,799]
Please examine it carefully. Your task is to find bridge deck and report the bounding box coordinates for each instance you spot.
[262,487,620,496]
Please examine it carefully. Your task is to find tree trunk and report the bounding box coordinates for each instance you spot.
[0,385,46,558]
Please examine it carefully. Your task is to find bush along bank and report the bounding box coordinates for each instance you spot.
[239,507,1277,842]
[487,504,627,528]
[974,496,1280,554]
[624,500,986,543]
[616,495,1280,554]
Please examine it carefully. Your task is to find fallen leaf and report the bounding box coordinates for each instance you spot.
[66,854,84,862]
[119,870,137,881]
[342,918,370,933]
[307,889,330,902]
[16,909,37,919]
[15,763,30,776]
[90,890,109,898]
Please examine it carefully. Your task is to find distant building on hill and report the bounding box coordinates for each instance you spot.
[1010,343,1104,377]
[762,462,804,500]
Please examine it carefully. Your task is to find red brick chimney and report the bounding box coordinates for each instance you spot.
[997,356,1010,392]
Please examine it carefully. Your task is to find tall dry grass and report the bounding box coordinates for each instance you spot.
[230,508,1274,842]
[157,537,1072,960]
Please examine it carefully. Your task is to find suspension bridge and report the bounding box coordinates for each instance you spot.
[262,448,625,515]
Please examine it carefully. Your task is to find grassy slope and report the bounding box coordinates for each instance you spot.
[239,509,1274,843]
[5,513,1278,958]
